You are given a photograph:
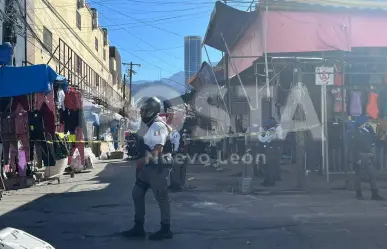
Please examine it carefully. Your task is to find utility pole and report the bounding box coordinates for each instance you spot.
[122,62,141,107]
[3,0,18,66]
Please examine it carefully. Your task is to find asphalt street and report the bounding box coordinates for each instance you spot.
[1,160,387,249]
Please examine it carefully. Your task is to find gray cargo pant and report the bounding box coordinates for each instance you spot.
[133,165,170,224]
[170,161,187,187]
[354,152,378,192]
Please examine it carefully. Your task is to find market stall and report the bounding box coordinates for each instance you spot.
[0,64,72,186]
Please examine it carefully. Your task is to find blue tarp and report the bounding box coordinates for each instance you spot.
[0,64,58,97]
[0,43,13,65]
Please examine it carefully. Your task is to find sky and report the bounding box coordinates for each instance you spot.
[89,0,252,82]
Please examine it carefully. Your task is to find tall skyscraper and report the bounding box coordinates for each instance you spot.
[184,36,202,92]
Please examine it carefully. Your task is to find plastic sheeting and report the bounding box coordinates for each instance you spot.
[0,65,58,97]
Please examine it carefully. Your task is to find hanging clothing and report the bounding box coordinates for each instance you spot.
[366,92,379,119]
[57,89,65,111]
[35,91,55,113]
[1,113,17,171]
[331,88,346,113]
[334,64,343,86]
[67,127,85,166]
[62,109,80,134]
[41,133,56,167]
[11,96,29,112]
[40,102,56,137]
[64,90,82,110]
[349,91,362,116]
[13,105,30,162]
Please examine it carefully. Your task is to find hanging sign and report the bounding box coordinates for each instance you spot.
[315,67,334,85]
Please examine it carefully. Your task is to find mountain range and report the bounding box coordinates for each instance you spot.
[130,62,219,96]
[131,71,186,95]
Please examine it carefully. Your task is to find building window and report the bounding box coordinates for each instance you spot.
[95,37,98,52]
[103,49,106,61]
[43,26,52,52]
[76,11,81,30]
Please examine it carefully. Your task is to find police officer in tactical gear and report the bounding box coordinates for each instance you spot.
[124,97,174,240]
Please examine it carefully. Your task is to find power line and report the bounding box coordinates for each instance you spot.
[100,13,182,61]
[92,1,182,37]
[24,9,211,31]
[101,14,182,69]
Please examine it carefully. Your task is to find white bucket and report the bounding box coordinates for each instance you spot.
[239,177,252,193]
[44,158,67,178]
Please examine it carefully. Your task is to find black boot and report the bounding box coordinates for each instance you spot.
[371,190,385,201]
[122,221,146,238]
[148,223,173,241]
[356,190,363,200]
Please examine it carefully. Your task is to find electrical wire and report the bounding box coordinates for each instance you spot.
[92,1,182,37]
[100,13,182,62]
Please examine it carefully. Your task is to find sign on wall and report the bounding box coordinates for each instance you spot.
[315,67,334,85]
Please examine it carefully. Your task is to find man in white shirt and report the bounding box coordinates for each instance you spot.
[259,117,284,186]
[124,97,173,241]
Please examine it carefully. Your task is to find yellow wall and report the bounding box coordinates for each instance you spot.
[27,0,121,98]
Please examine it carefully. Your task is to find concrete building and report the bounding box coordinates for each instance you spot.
[184,36,202,91]
[0,0,27,66]
[26,0,123,108]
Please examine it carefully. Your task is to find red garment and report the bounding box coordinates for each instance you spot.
[35,91,55,113]
[64,91,82,110]
[40,102,56,137]
[366,92,379,119]
[67,127,85,166]
[334,64,343,86]
[11,96,29,112]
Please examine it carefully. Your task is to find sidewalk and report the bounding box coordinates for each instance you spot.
[185,162,387,195]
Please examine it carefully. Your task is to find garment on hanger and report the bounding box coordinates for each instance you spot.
[64,90,82,110]
[11,96,29,112]
[40,102,56,137]
[28,110,45,167]
[366,91,379,119]
[331,88,346,113]
[334,64,343,86]
[349,90,362,116]
[1,112,17,171]
[13,104,30,161]
[63,109,80,134]
[57,89,65,111]
[41,133,56,167]
[35,91,55,113]
[68,127,85,166]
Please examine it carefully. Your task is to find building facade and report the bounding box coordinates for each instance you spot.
[26,0,123,108]
[184,36,202,91]
[0,0,27,66]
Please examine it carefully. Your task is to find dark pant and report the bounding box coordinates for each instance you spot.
[354,153,378,192]
[170,161,187,188]
[263,145,280,185]
[375,140,387,170]
[133,166,170,224]
[247,144,259,177]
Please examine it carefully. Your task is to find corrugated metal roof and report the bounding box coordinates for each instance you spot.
[265,0,387,11]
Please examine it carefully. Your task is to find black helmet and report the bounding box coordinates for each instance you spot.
[140,97,161,124]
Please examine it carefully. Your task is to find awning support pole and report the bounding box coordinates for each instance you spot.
[203,45,230,120]
[220,33,253,110]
